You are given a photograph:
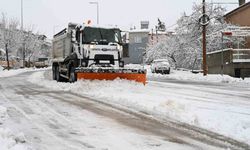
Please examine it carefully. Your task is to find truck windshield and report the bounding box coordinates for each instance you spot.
[82,27,122,44]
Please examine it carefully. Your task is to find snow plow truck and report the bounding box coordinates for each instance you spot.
[52,23,146,84]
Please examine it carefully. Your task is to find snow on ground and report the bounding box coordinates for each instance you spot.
[149,69,250,84]
[127,64,250,84]
[0,67,50,149]
[0,67,49,78]
[142,64,250,84]
[29,70,250,144]
[0,106,30,150]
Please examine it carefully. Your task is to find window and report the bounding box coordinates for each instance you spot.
[134,36,142,43]
[122,43,129,57]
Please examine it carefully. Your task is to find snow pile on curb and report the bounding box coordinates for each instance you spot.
[0,106,29,150]
[148,69,250,84]
[29,71,250,144]
[128,64,250,84]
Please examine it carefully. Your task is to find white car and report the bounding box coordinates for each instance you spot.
[151,59,171,74]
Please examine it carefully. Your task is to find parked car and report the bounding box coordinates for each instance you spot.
[151,59,171,74]
[34,57,49,68]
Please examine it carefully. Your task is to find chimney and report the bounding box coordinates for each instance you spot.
[239,0,245,6]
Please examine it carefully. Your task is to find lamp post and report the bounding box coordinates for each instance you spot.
[21,0,25,67]
[21,0,23,31]
[89,2,99,25]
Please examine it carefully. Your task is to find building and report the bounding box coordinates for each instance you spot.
[207,1,250,78]
[207,48,250,78]
[124,29,149,64]
[224,1,250,48]
[124,21,171,64]
[224,1,250,26]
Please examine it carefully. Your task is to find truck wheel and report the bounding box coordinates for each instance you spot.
[69,67,76,83]
[52,65,57,80]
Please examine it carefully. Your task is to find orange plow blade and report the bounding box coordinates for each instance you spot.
[76,68,147,84]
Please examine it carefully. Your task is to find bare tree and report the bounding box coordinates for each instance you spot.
[0,13,21,70]
[0,13,50,68]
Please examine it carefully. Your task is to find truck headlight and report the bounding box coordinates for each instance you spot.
[82,61,86,67]
[117,45,122,50]
[90,45,94,49]
[119,61,124,67]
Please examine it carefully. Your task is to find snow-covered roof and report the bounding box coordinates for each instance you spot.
[129,29,150,33]
[207,48,250,55]
[206,48,232,55]
[224,1,250,18]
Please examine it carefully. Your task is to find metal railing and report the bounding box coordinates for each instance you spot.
[232,49,250,62]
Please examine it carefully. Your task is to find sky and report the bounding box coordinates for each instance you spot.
[0,0,244,38]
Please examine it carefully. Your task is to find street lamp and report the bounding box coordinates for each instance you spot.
[21,0,25,67]
[21,0,23,31]
[89,2,99,25]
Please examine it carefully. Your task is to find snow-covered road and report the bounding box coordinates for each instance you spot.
[0,71,244,150]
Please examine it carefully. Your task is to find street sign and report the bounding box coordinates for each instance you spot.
[222,32,232,36]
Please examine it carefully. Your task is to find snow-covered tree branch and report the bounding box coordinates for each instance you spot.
[145,3,238,69]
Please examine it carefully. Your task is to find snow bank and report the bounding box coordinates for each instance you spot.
[29,71,250,144]
[148,69,250,84]
[129,64,250,85]
[0,67,50,78]
[0,106,29,150]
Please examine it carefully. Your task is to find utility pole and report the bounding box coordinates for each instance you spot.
[5,43,10,70]
[155,26,158,42]
[202,0,207,76]
[21,0,23,31]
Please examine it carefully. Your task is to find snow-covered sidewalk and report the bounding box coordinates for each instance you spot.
[28,70,250,145]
